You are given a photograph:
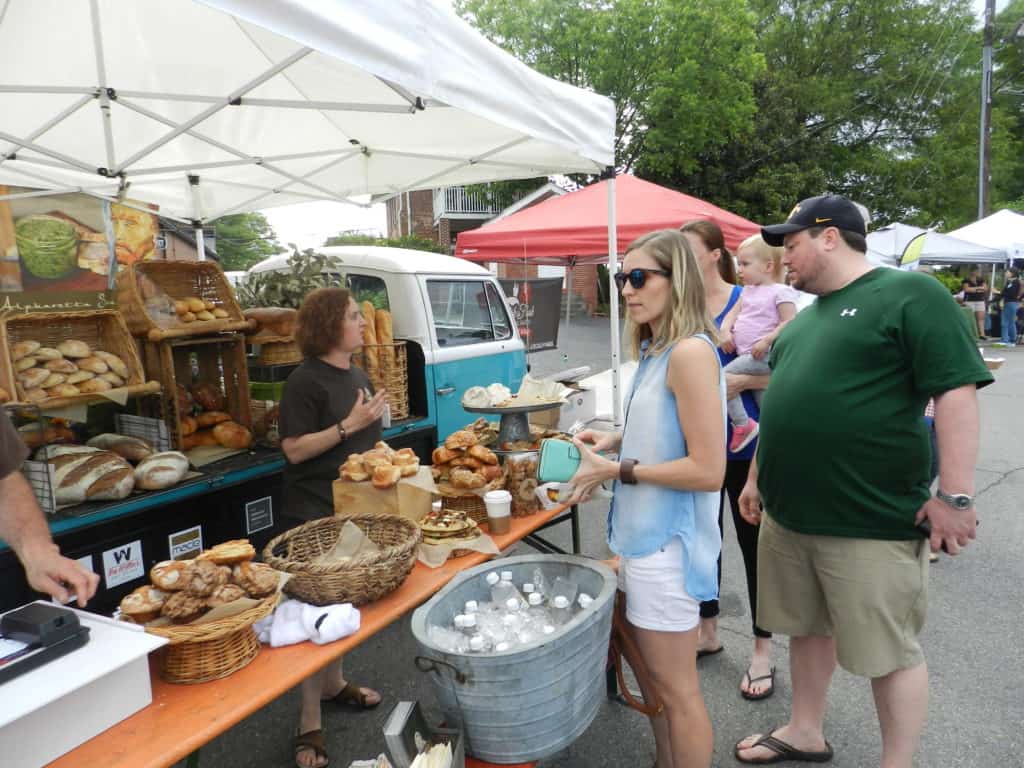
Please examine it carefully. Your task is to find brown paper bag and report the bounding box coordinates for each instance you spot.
[332,465,436,523]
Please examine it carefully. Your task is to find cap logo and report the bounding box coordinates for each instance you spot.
[787,204,801,221]
[815,217,831,224]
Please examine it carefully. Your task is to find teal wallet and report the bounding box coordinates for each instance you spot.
[537,439,581,484]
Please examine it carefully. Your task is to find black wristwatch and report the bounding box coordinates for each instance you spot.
[336,421,348,442]
[620,458,639,485]
[935,489,973,511]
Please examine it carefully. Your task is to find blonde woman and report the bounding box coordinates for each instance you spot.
[570,229,726,768]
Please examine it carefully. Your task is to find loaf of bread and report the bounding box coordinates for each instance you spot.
[213,421,252,449]
[196,410,232,428]
[133,451,189,490]
[45,449,135,505]
[360,301,380,385]
[371,463,401,490]
[374,309,394,373]
[87,434,155,463]
[181,429,220,450]
[244,307,296,337]
[180,415,198,437]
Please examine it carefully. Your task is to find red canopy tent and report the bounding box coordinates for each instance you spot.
[455,174,760,264]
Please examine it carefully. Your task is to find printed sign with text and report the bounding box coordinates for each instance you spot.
[102,540,145,589]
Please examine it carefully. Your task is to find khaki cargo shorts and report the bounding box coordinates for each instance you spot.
[757,513,929,678]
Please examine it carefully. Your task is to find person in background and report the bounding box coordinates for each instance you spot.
[1000,267,1020,346]
[569,229,725,768]
[734,194,991,766]
[0,409,99,606]
[279,287,387,768]
[961,265,988,338]
[718,235,797,452]
[681,220,775,701]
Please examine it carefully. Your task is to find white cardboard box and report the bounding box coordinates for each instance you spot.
[0,602,166,768]
[558,386,596,432]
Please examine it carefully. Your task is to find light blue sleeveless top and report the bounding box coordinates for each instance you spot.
[607,334,725,602]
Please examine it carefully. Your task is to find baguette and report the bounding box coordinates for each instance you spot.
[243,307,296,337]
[374,308,395,374]
[360,301,380,386]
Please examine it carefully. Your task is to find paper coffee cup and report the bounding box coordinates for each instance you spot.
[484,489,512,534]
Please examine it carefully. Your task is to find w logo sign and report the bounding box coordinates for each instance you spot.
[840,308,858,317]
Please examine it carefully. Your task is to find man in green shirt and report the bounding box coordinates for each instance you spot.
[733,195,992,767]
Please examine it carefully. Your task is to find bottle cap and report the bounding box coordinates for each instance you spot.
[578,594,594,609]
[463,613,477,628]
[453,614,466,629]
[495,642,510,652]
[500,571,513,581]
[469,635,485,651]
[553,596,570,609]
[485,572,500,586]
[523,583,535,593]
[505,598,520,611]
[528,592,543,606]
[543,625,555,635]
[464,600,478,613]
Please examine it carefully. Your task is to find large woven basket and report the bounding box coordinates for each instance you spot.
[263,514,421,607]
[353,342,409,421]
[253,335,302,366]
[1,310,160,408]
[116,260,253,341]
[144,591,279,684]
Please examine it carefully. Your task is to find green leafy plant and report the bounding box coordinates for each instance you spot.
[234,247,344,308]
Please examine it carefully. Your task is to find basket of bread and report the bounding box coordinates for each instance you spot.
[116,260,252,341]
[353,303,409,420]
[2,310,160,407]
[118,538,281,684]
[431,428,504,525]
[263,513,421,606]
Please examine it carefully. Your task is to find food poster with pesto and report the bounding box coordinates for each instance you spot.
[0,186,156,313]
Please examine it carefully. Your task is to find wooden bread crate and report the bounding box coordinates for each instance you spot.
[1,310,160,409]
[117,260,253,341]
[142,333,252,450]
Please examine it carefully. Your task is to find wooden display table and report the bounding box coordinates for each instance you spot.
[52,505,579,768]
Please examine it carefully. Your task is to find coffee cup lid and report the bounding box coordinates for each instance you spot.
[484,490,512,502]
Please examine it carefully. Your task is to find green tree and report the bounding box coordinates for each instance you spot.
[213,212,287,271]
[322,232,446,253]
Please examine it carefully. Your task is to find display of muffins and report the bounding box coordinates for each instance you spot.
[118,538,279,625]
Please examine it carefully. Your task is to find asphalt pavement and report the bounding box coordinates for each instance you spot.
[187,319,1023,768]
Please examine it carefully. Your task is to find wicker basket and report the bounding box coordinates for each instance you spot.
[263,514,421,607]
[354,342,409,421]
[253,335,302,366]
[435,472,506,526]
[141,333,252,450]
[145,592,279,684]
[116,260,253,341]
[1,310,160,408]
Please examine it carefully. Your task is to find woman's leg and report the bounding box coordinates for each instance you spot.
[724,460,773,695]
[633,622,713,768]
[697,490,724,653]
[296,668,328,768]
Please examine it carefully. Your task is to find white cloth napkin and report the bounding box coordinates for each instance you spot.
[254,598,361,647]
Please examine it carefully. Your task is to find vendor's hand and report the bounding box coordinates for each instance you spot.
[20,539,99,607]
[574,428,621,454]
[738,479,763,526]
[343,389,387,434]
[751,338,770,360]
[719,332,736,354]
[567,438,619,504]
[915,497,977,555]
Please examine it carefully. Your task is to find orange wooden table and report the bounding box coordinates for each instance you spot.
[51,505,579,768]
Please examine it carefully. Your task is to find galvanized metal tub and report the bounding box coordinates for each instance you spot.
[411,554,616,764]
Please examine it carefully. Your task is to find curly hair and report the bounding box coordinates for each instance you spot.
[295,287,353,359]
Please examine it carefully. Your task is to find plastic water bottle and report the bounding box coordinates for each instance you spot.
[462,613,479,637]
[469,634,489,653]
[532,568,550,600]
[522,582,535,596]
[464,600,479,615]
[552,576,578,606]
[550,595,572,626]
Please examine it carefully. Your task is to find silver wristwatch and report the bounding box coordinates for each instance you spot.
[935,489,973,511]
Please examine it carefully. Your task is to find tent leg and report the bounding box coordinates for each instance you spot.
[565,265,573,330]
[607,175,621,427]
[189,174,206,261]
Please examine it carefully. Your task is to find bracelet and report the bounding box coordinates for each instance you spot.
[336,422,347,442]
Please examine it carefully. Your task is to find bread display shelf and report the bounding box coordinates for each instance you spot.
[353,341,410,421]
[1,310,160,409]
[117,260,253,341]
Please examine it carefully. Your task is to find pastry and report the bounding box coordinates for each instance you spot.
[180,415,198,437]
[99,372,124,387]
[134,451,189,490]
[195,310,215,321]
[150,560,190,591]
[450,467,486,490]
[206,583,246,607]
[373,440,396,459]
[444,430,477,450]
[43,358,78,373]
[57,340,91,358]
[212,308,229,319]
[77,356,109,374]
[180,311,196,323]
[431,446,460,465]
[196,410,232,428]
[468,444,499,465]
[394,447,418,464]
[15,356,38,372]
[371,463,401,490]
[174,299,190,316]
[202,539,256,565]
[361,449,393,471]
[11,340,40,361]
[212,421,252,449]
[161,591,207,623]
[87,433,154,462]
[23,388,47,403]
[191,382,224,411]
[78,378,112,394]
[461,385,490,409]
[480,463,504,482]
[41,373,67,389]
[187,297,206,313]
[120,585,168,623]
[66,370,95,385]
[48,384,81,398]
[18,367,49,389]
[451,455,483,470]
[34,347,62,361]
[185,557,229,596]
[93,351,129,378]
[232,561,279,598]
[340,454,369,482]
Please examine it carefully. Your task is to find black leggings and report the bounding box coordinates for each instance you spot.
[699,459,771,638]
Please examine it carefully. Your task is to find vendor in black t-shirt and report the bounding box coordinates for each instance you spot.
[279,287,387,768]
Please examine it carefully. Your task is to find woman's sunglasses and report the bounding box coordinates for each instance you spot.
[614,268,671,291]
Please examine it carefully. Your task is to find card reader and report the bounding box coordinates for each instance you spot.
[0,603,90,685]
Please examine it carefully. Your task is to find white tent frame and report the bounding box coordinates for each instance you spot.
[0,0,623,423]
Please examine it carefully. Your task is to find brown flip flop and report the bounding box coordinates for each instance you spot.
[294,728,328,768]
[322,680,381,709]
[740,666,776,701]
[734,727,833,764]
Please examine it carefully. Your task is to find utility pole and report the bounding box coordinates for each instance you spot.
[978,0,995,219]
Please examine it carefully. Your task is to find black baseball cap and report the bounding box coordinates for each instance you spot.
[761,194,867,246]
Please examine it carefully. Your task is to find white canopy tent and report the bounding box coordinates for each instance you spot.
[0,0,626,421]
[867,223,1007,267]
[949,209,1024,262]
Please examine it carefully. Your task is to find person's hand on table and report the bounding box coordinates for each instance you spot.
[343,389,387,433]
[19,538,99,607]
[567,438,618,504]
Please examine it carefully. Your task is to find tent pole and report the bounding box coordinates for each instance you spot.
[565,263,573,330]
[189,175,205,261]
[606,171,622,427]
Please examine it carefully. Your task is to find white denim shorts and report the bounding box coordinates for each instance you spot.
[617,537,699,632]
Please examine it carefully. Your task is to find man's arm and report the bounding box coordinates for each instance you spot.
[0,470,99,606]
[725,373,770,400]
[916,384,980,554]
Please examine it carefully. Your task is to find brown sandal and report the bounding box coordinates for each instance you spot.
[322,680,381,709]
[294,729,328,768]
